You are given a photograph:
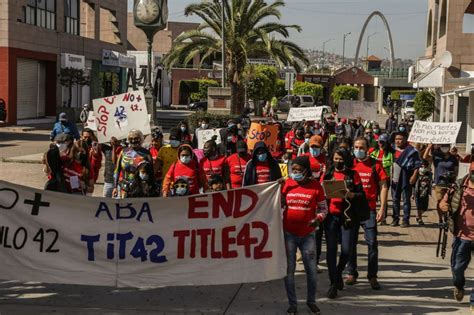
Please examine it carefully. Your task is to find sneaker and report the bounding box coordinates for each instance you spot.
[306,303,321,314]
[400,221,410,228]
[390,219,399,227]
[336,276,344,291]
[379,219,388,226]
[316,264,323,274]
[345,275,357,286]
[327,285,338,299]
[287,305,298,314]
[369,277,381,290]
[454,287,464,301]
[416,218,425,225]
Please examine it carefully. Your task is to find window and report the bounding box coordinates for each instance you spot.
[439,0,447,38]
[463,2,474,33]
[426,10,433,47]
[65,0,79,35]
[24,0,56,30]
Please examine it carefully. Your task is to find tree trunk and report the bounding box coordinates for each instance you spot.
[230,82,245,115]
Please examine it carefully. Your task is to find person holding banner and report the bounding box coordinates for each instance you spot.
[225,141,251,189]
[162,144,204,197]
[192,117,210,148]
[243,142,282,186]
[281,155,327,315]
[199,140,229,189]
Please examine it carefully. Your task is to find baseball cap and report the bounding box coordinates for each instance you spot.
[59,112,68,122]
[309,135,323,147]
[378,134,389,142]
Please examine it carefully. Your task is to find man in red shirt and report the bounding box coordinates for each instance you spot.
[303,135,326,181]
[199,140,229,190]
[346,137,389,290]
[243,142,282,186]
[225,141,251,189]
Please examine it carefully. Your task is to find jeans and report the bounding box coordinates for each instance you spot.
[284,231,317,306]
[103,182,114,198]
[347,211,379,279]
[324,214,353,285]
[392,185,412,223]
[315,227,324,265]
[451,237,473,300]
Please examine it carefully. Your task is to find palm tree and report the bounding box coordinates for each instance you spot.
[164,0,309,114]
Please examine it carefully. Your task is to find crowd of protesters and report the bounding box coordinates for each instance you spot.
[43,110,473,314]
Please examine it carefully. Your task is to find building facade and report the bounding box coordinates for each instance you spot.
[0,0,128,125]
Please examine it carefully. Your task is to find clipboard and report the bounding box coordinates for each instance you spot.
[322,180,348,199]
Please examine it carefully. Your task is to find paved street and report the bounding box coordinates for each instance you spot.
[0,129,472,314]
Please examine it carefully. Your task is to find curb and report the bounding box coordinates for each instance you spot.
[1,158,43,164]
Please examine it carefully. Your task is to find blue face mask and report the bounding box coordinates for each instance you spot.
[291,172,305,182]
[175,188,188,196]
[354,149,367,160]
[257,153,267,162]
[304,138,310,144]
[180,156,191,164]
[310,147,321,157]
[139,173,149,181]
[170,140,180,148]
[399,127,406,132]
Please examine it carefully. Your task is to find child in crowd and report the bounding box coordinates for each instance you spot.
[172,178,190,197]
[208,174,226,192]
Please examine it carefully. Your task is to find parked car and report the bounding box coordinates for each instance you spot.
[401,99,416,119]
[188,101,208,111]
[277,95,315,112]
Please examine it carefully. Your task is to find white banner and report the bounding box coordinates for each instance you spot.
[287,107,323,122]
[408,121,462,144]
[197,129,222,149]
[338,100,378,122]
[0,181,285,288]
[93,89,151,143]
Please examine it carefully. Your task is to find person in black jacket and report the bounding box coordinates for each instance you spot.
[243,141,282,186]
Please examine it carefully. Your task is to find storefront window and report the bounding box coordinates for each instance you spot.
[25,0,56,30]
[65,0,79,35]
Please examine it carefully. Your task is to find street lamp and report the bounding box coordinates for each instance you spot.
[322,38,334,69]
[221,0,226,88]
[366,32,378,59]
[342,32,351,67]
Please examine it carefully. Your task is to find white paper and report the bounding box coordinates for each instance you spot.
[338,100,379,122]
[287,107,323,122]
[408,121,462,144]
[197,129,222,149]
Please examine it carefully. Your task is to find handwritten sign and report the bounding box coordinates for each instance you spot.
[197,128,222,149]
[408,121,462,144]
[92,89,151,143]
[0,181,285,288]
[247,123,279,153]
[287,107,323,122]
[338,100,378,122]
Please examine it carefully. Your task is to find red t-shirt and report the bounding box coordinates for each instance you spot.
[256,161,271,184]
[199,156,227,181]
[63,160,90,193]
[225,153,250,188]
[303,152,327,181]
[328,170,362,216]
[353,158,388,210]
[282,178,326,236]
[149,146,162,178]
[166,160,200,195]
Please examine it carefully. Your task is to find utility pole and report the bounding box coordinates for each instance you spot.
[322,38,334,69]
[342,32,351,67]
[366,32,378,59]
[221,0,226,87]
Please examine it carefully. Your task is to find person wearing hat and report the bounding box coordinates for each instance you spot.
[50,112,80,141]
[439,161,474,303]
[281,155,327,314]
[225,141,251,189]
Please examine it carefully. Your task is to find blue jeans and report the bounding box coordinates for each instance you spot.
[392,185,412,223]
[451,237,473,299]
[347,211,378,279]
[284,231,317,306]
[315,227,324,265]
[324,214,353,285]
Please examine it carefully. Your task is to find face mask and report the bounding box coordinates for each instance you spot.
[227,136,235,143]
[170,140,180,148]
[296,132,304,139]
[180,156,191,164]
[180,127,187,132]
[399,127,406,132]
[374,129,380,134]
[282,159,289,164]
[75,152,86,162]
[139,173,149,181]
[291,172,305,182]
[335,161,345,170]
[379,142,386,148]
[228,123,235,128]
[419,167,426,175]
[354,149,366,160]
[310,147,321,157]
[129,139,140,147]
[257,153,267,162]
[238,150,247,156]
[204,149,215,158]
[56,143,68,152]
[470,172,474,183]
[175,187,188,196]
[238,130,243,136]
[85,139,92,147]
[304,138,310,144]
[201,124,208,129]
[441,147,450,153]
[313,129,321,135]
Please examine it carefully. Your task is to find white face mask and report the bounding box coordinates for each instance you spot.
[56,143,68,152]
[441,147,450,153]
[201,124,209,129]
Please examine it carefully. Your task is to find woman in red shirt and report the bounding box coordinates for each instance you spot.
[322,147,365,299]
[281,156,327,314]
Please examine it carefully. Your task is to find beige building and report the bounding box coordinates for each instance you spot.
[412,0,474,148]
[0,0,129,125]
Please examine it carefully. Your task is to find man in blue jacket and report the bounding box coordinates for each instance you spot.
[50,112,80,141]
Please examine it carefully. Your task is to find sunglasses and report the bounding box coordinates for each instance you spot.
[174,183,188,189]
[365,133,373,136]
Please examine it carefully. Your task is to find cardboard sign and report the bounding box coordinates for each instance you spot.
[247,123,279,153]
[408,121,462,144]
[322,180,347,199]
[287,107,323,122]
[0,181,285,288]
[197,128,222,149]
[92,89,151,143]
[338,100,378,122]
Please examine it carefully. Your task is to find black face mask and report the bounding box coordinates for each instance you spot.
[470,172,474,183]
[86,139,93,147]
[335,161,345,171]
[204,149,215,158]
[76,152,87,163]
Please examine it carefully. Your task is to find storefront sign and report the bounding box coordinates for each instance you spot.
[61,53,85,70]
[102,50,137,68]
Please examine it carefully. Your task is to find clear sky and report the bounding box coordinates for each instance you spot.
[128,0,428,60]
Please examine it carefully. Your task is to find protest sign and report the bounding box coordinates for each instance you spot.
[322,180,347,199]
[0,181,285,288]
[338,100,378,122]
[408,121,462,144]
[197,129,222,149]
[84,111,97,131]
[287,107,323,122]
[92,89,151,143]
[247,123,279,153]
[458,162,470,180]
